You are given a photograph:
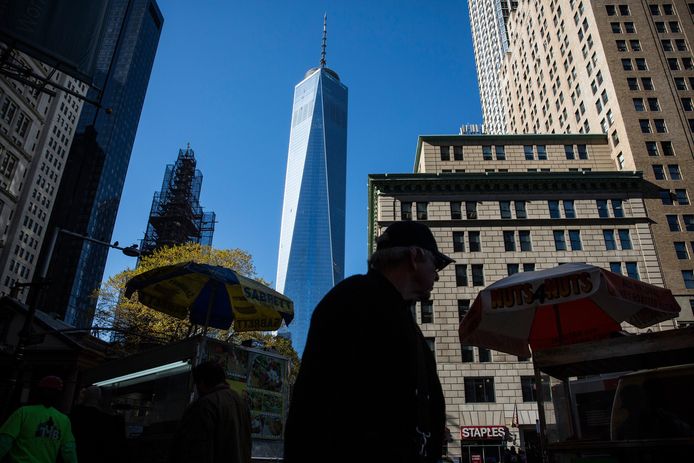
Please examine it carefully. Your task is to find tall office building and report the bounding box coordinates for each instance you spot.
[0,47,86,300]
[495,0,694,324]
[36,0,163,327]
[468,0,518,134]
[369,133,676,462]
[140,144,215,256]
[276,17,348,355]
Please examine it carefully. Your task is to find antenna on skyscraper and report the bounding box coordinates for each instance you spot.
[320,13,327,68]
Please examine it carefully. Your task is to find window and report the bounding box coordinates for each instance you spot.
[606,5,616,15]
[653,164,665,179]
[482,145,492,160]
[466,201,477,219]
[469,231,481,251]
[683,98,694,111]
[663,4,673,14]
[451,202,462,220]
[662,39,674,51]
[424,337,435,355]
[650,4,660,15]
[564,200,576,218]
[668,58,680,70]
[507,263,520,275]
[640,119,652,133]
[478,348,491,363]
[612,199,625,218]
[675,77,687,90]
[454,146,463,160]
[619,4,630,15]
[523,263,535,272]
[500,201,512,219]
[684,270,694,289]
[675,242,690,259]
[596,98,603,114]
[515,201,527,219]
[669,164,682,180]
[495,145,506,160]
[416,202,428,220]
[549,200,560,218]
[455,264,468,286]
[633,98,645,112]
[504,231,516,251]
[676,39,687,51]
[616,40,627,52]
[622,58,633,71]
[619,229,633,249]
[627,78,639,90]
[464,377,495,403]
[684,215,694,231]
[439,146,450,161]
[472,264,485,286]
[671,21,682,33]
[662,141,674,156]
[421,300,434,323]
[630,40,641,51]
[458,299,470,322]
[646,141,659,156]
[537,145,547,160]
[624,22,635,33]
[520,231,532,251]
[453,231,465,252]
[655,119,667,133]
[521,376,552,402]
[647,98,660,112]
[642,78,654,90]
[401,202,412,220]
[569,230,583,250]
[602,230,617,251]
[554,230,567,251]
[667,214,681,231]
[656,21,667,33]
[661,189,674,205]
[611,22,621,33]
[626,262,640,280]
[610,262,622,274]
[524,145,534,160]
[564,145,575,159]
[676,189,690,205]
[461,344,474,362]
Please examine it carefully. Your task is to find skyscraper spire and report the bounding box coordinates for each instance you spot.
[320,13,327,67]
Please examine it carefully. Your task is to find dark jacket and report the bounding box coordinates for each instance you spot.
[170,384,251,463]
[70,405,125,463]
[284,270,445,463]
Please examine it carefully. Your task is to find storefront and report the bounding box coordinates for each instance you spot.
[460,425,507,463]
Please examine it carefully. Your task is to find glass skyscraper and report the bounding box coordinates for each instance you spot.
[36,0,163,328]
[276,19,348,355]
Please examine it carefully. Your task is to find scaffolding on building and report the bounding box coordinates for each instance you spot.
[140,145,215,257]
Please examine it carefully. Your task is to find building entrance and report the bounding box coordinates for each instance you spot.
[460,442,502,463]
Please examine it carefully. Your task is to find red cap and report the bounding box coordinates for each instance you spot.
[37,376,64,391]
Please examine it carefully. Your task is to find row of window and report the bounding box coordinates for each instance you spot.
[462,376,551,403]
[608,3,690,16]
[402,199,625,221]
[438,144,589,161]
[660,189,690,205]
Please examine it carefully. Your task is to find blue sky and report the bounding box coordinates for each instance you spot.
[103,0,482,287]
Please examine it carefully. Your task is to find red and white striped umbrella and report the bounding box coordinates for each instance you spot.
[459,263,680,357]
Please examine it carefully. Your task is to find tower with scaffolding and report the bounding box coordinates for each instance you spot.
[140,144,215,257]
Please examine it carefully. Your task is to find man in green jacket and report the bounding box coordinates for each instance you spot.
[170,361,252,463]
[0,376,78,463]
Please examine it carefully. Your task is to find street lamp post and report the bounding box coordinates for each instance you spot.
[3,227,139,415]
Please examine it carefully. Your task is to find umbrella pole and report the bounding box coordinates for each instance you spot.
[534,360,549,463]
[202,285,216,337]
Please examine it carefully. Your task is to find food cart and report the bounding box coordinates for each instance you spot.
[531,326,694,462]
[80,335,290,462]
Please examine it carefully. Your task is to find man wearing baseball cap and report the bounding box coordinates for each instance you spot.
[0,376,78,463]
[285,221,454,462]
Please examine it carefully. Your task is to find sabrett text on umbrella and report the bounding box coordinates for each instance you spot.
[491,272,593,309]
[243,287,291,309]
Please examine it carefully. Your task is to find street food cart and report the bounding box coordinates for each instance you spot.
[532,326,694,462]
[81,335,290,462]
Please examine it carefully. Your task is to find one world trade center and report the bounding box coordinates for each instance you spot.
[276,16,348,355]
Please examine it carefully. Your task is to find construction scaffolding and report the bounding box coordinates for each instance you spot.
[140,145,215,257]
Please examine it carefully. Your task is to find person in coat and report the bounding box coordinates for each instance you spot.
[284,221,454,462]
[170,361,251,463]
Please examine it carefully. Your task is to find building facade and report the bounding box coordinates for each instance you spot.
[468,0,518,134]
[276,21,348,355]
[0,45,86,300]
[140,145,215,256]
[497,0,694,325]
[369,134,676,462]
[36,0,163,327]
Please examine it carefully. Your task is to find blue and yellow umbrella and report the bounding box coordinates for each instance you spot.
[124,262,294,332]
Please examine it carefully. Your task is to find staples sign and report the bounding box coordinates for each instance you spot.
[460,426,507,440]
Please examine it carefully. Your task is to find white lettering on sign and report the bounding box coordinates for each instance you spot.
[460,426,507,440]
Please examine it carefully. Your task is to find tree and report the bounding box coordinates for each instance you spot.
[94,243,299,369]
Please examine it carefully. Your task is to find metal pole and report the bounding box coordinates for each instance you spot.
[534,362,549,463]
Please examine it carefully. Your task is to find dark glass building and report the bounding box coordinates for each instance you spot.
[276,18,348,355]
[36,0,163,327]
[140,145,215,256]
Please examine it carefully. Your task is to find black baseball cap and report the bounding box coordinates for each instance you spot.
[376,221,455,270]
